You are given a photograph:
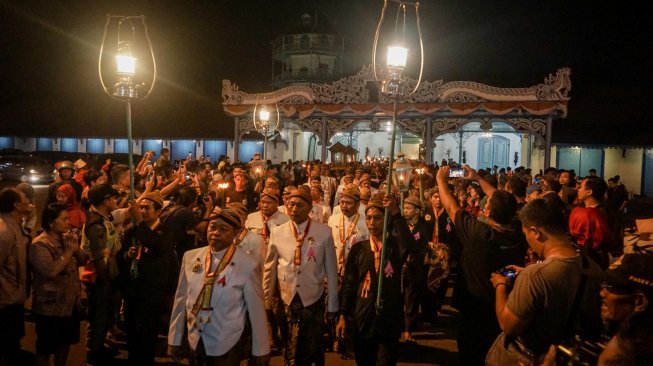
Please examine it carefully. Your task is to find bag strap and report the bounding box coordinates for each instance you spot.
[562,253,589,341]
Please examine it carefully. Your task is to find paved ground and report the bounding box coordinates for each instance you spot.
[20,304,460,366]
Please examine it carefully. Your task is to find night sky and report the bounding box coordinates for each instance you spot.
[0,0,651,141]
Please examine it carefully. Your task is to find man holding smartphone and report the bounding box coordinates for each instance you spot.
[436,165,527,365]
[486,198,603,365]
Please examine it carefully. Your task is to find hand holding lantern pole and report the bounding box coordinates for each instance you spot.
[372,0,424,312]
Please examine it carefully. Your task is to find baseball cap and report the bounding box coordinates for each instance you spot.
[605,254,653,295]
[88,184,120,206]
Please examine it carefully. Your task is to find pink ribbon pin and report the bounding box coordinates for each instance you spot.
[384,261,394,278]
[306,247,316,261]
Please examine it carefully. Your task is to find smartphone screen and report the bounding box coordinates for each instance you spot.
[449,167,464,178]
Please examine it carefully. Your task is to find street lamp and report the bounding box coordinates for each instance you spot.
[253,100,281,161]
[372,0,424,311]
[98,15,156,199]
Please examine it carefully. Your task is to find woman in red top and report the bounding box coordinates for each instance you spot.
[56,184,86,231]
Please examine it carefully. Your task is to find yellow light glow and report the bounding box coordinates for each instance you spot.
[259,108,270,122]
[116,54,136,75]
[386,46,408,68]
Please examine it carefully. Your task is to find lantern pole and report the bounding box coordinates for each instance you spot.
[372,0,424,312]
[98,14,156,200]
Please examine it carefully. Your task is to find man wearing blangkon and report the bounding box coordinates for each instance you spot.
[486,198,604,365]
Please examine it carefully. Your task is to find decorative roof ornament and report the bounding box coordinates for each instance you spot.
[222,66,571,105]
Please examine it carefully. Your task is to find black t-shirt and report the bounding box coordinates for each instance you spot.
[453,210,527,313]
[159,205,199,261]
[224,187,257,213]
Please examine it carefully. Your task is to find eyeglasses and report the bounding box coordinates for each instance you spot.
[601,281,635,295]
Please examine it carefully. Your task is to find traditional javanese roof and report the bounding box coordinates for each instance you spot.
[223,65,571,147]
[222,65,570,120]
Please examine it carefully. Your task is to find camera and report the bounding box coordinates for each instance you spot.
[197,193,210,205]
[554,335,605,365]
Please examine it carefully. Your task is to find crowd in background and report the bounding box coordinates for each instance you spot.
[1,147,652,366]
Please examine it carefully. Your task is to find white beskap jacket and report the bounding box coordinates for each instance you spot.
[168,246,270,357]
[263,219,339,312]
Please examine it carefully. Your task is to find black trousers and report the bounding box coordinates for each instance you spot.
[352,334,399,366]
[124,297,163,366]
[457,308,500,366]
[283,294,325,366]
[403,266,427,332]
[191,338,242,366]
[0,304,25,366]
[86,281,117,352]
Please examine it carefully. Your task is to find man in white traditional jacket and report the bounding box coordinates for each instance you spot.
[333,172,354,207]
[327,185,370,277]
[168,208,270,365]
[263,185,339,366]
[277,186,294,215]
[311,185,331,223]
[245,189,289,260]
[245,189,290,352]
[319,164,337,207]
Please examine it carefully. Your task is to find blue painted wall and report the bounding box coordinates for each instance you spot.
[0,137,14,150]
[643,149,653,197]
[557,147,603,177]
[60,138,78,153]
[86,139,105,154]
[238,142,262,163]
[203,140,228,162]
[142,140,163,157]
[170,140,195,162]
[114,139,128,153]
[37,138,53,151]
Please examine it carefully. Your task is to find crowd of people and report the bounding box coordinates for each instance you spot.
[1,147,652,366]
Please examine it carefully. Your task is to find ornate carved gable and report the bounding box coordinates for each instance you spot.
[223,66,571,106]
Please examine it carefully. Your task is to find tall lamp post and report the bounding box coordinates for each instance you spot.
[372,0,424,311]
[253,101,281,161]
[98,15,156,199]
